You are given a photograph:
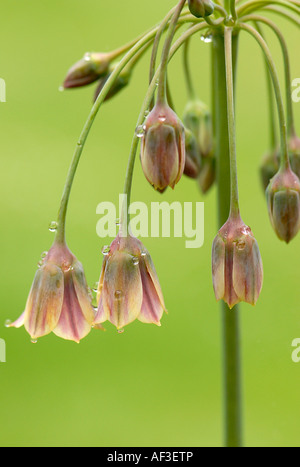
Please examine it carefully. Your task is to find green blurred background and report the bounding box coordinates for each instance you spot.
[0,0,299,447]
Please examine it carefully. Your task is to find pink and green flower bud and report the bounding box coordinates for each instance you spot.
[184,128,202,179]
[95,234,166,330]
[63,52,112,89]
[188,0,215,18]
[140,103,186,192]
[212,216,263,309]
[8,242,99,342]
[260,148,280,192]
[183,100,213,157]
[266,167,300,243]
[93,64,131,103]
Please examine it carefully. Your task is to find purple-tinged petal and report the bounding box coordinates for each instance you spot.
[233,238,263,306]
[143,252,166,312]
[72,260,95,325]
[212,234,225,302]
[102,251,143,329]
[24,263,64,339]
[138,261,164,325]
[53,272,91,343]
[9,311,25,329]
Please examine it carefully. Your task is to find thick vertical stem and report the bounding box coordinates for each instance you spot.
[212,32,243,448]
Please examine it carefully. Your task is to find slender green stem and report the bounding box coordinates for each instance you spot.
[149,6,177,109]
[237,0,300,16]
[157,0,187,104]
[121,22,209,232]
[224,27,239,218]
[230,0,238,20]
[252,21,277,149]
[183,35,196,99]
[237,23,289,170]
[213,31,242,448]
[242,14,296,138]
[261,6,300,27]
[214,4,228,17]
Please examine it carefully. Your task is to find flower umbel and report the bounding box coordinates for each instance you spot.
[8,242,98,342]
[212,215,263,309]
[94,234,166,330]
[140,102,186,192]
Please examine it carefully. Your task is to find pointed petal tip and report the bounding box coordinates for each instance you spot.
[93,323,106,331]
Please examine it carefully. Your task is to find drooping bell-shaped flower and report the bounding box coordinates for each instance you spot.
[8,242,99,342]
[140,102,185,192]
[212,215,263,309]
[63,52,112,89]
[188,0,215,18]
[266,166,300,243]
[94,234,166,330]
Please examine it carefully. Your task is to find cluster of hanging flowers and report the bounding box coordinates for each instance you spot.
[7,0,300,342]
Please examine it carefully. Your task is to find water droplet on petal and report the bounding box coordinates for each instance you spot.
[62,262,72,273]
[49,221,58,233]
[41,251,48,259]
[132,256,139,266]
[135,125,146,138]
[31,339,38,344]
[58,86,64,92]
[158,115,166,123]
[115,218,120,226]
[92,282,99,292]
[236,241,246,251]
[84,52,92,62]
[141,250,147,257]
[101,245,110,256]
[4,319,11,328]
[117,329,124,334]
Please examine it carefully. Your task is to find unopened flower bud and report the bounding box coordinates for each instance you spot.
[184,128,202,179]
[95,234,166,330]
[188,0,215,18]
[266,167,300,243]
[140,103,185,192]
[63,52,112,89]
[94,64,131,103]
[260,149,280,191]
[212,216,263,309]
